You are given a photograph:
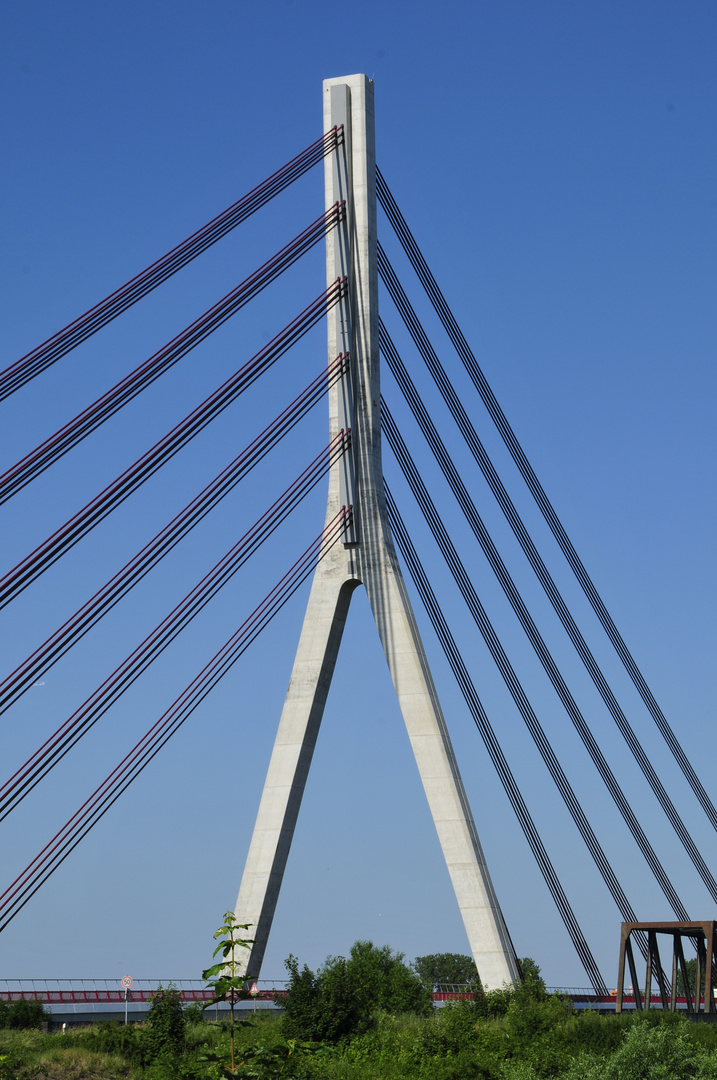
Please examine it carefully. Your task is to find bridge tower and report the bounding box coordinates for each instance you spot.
[233,74,520,989]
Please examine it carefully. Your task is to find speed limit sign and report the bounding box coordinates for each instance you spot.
[121,976,133,990]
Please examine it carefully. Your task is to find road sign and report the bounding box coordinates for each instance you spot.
[249,982,259,997]
[121,976,133,990]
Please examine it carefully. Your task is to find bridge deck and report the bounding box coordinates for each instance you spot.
[0,979,704,1009]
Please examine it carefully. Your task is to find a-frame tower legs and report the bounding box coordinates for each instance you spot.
[234,75,519,989]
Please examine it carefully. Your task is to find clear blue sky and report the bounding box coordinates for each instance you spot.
[1,0,715,990]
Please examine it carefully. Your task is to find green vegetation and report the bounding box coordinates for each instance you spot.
[4,932,717,1078]
[5,989,717,1078]
[517,957,545,992]
[684,957,709,1000]
[0,998,48,1031]
[144,985,188,1064]
[283,941,431,1042]
[200,910,254,1076]
[412,952,481,990]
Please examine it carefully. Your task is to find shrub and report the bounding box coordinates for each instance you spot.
[417,999,481,1057]
[282,940,431,1043]
[3,998,48,1030]
[517,957,545,993]
[143,984,187,1061]
[505,992,572,1047]
[346,941,430,1017]
[413,953,481,990]
[601,1015,703,1080]
[81,1019,143,1064]
[560,1008,632,1059]
[182,1002,206,1026]
[282,954,360,1042]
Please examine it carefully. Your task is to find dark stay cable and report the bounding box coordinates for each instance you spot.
[0,357,348,716]
[0,206,344,504]
[382,403,643,934]
[0,508,351,931]
[0,279,346,609]
[0,434,349,820]
[378,248,717,904]
[380,324,688,921]
[0,128,342,400]
[384,487,607,995]
[376,168,717,835]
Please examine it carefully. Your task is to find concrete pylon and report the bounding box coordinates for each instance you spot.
[233,74,519,989]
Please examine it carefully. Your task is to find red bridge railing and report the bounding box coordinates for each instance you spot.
[1,980,703,1009]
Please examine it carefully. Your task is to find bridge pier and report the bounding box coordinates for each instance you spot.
[233,74,519,990]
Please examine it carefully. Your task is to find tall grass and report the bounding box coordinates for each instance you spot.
[0,1028,141,1079]
[4,1000,717,1079]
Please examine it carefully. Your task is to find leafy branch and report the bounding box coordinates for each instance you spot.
[201,910,253,1076]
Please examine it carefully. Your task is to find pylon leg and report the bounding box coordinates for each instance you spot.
[362,540,520,988]
[233,551,358,979]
